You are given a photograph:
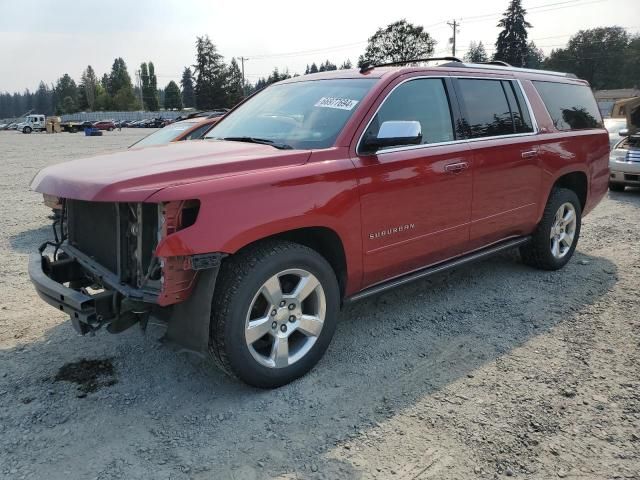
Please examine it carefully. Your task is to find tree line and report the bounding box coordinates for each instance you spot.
[1,0,638,120]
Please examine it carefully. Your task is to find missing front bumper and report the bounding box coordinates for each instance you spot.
[28,253,117,333]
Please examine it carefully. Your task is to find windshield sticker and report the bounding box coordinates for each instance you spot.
[314,97,359,110]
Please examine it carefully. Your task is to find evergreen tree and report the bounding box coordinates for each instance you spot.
[309,63,319,74]
[34,81,51,114]
[494,0,532,67]
[54,74,78,114]
[525,41,545,68]
[108,58,138,110]
[147,62,160,110]
[339,59,353,69]
[140,62,159,110]
[464,41,488,63]
[193,35,228,109]
[358,19,436,67]
[226,58,244,107]
[163,81,182,110]
[318,60,337,72]
[180,67,196,108]
[80,65,98,110]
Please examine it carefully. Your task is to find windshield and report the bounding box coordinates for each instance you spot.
[131,121,199,148]
[205,79,376,150]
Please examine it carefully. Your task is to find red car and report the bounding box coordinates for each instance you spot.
[29,59,608,388]
[93,120,116,131]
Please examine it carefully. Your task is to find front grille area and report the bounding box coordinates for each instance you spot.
[626,149,640,163]
[66,200,160,289]
[67,200,120,273]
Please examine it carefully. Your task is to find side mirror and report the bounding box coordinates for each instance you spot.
[362,120,422,152]
[619,128,629,137]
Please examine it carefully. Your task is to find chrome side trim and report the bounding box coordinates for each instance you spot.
[346,236,531,303]
[355,76,539,156]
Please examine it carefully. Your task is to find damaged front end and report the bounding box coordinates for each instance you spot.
[29,199,223,352]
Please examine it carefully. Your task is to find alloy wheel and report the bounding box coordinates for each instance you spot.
[245,268,326,368]
[550,202,577,259]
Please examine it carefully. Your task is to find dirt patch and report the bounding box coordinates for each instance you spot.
[54,358,117,395]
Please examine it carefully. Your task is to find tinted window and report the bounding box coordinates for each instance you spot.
[504,81,534,133]
[533,81,603,130]
[458,79,515,138]
[362,78,454,150]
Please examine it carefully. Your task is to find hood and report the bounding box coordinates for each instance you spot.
[31,140,311,202]
[612,97,640,135]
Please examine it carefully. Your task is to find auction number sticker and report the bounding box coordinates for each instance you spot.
[314,97,359,110]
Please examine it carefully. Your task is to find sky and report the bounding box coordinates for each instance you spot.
[0,0,638,93]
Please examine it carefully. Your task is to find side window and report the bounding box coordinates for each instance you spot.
[532,81,603,130]
[503,81,533,133]
[457,79,515,138]
[362,78,455,150]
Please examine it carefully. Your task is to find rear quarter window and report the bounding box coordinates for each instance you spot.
[532,81,603,131]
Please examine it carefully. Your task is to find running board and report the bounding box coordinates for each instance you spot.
[346,236,531,303]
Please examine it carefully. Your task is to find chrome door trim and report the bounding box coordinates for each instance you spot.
[355,75,539,157]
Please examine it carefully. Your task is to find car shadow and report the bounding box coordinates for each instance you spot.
[608,187,640,206]
[0,250,618,479]
[8,224,51,253]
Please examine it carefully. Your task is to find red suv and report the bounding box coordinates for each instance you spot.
[29,59,608,388]
[93,120,116,131]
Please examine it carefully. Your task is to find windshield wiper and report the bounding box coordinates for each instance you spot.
[220,136,293,150]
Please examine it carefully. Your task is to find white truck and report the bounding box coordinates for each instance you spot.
[16,114,46,133]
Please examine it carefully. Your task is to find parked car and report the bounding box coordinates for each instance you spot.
[92,120,116,131]
[130,117,221,148]
[604,117,628,148]
[29,59,608,388]
[609,99,640,191]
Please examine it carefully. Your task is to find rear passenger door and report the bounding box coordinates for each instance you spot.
[453,78,540,248]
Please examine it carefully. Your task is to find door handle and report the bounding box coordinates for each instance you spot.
[444,161,469,173]
[521,150,538,159]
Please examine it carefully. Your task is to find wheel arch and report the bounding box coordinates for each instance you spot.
[230,226,349,299]
[552,171,588,210]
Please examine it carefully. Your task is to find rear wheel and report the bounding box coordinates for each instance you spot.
[108,127,114,131]
[209,241,340,388]
[520,187,581,270]
[23,126,32,134]
[609,182,625,192]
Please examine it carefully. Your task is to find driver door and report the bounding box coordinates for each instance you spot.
[353,77,473,286]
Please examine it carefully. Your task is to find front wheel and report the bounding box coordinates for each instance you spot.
[520,187,582,270]
[23,126,32,134]
[209,241,340,388]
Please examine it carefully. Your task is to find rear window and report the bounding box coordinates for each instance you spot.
[532,81,603,130]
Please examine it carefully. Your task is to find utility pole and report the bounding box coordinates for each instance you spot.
[447,20,460,57]
[239,56,249,97]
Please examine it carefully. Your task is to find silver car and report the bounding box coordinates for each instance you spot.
[610,133,640,191]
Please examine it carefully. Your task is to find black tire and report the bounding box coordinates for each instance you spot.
[520,187,582,270]
[108,127,114,131]
[209,240,340,388]
[23,126,32,134]
[609,182,625,192]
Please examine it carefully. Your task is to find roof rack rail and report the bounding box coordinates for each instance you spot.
[478,60,512,67]
[359,57,462,73]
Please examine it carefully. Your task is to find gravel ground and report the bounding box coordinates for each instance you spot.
[0,129,639,480]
